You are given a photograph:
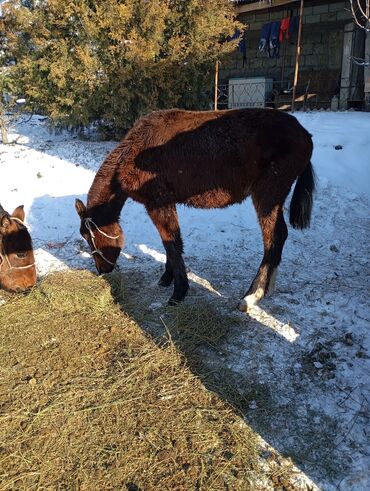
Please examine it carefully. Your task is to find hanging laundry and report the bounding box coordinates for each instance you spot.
[226,28,241,42]
[258,23,271,54]
[259,22,280,58]
[279,17,290,42]
[225,29,248,66]
[238,30,247,66]
[289,16,300,37]
[269,21,281,58]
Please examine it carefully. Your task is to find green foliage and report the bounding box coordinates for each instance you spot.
[1,0,240,135]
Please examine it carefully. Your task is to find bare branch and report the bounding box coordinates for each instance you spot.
[349,0,370,31]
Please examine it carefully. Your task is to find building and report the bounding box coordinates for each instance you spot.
[219,1,369,110]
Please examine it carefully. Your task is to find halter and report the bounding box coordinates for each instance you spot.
[84,217,120,268]
[0,217,36,274]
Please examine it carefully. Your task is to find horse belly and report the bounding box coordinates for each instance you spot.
[184,186,248,209]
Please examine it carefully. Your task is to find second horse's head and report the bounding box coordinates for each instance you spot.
[0,205,37,292]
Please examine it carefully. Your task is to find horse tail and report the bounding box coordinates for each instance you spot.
[289,161,316,229]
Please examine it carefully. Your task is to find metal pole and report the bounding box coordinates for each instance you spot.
[291,0,304,112]
[214,60,219,111]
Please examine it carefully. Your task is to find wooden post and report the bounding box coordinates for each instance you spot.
[291,0,304,112]
[214,60,219,111]
[0,101,8,144]
[280,8,289,87]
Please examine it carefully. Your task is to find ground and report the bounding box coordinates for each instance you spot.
[0,111,369,490]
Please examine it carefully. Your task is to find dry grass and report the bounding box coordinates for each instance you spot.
[0,271,267,490]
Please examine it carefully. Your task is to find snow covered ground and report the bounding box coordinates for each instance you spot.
[1,111,369,490]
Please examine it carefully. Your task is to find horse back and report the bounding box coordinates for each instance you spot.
[118,108,312,208]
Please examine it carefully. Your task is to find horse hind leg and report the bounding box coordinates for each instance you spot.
[239,184,290,312]
[146,205,189,304]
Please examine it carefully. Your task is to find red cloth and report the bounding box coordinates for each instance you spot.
[279,17,290,42]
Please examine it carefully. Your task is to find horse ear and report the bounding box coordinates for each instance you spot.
[0,214,11,231]
[11,205,25,222]
[75,198,87,218]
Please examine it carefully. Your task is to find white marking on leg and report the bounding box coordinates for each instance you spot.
[238,287,265,312]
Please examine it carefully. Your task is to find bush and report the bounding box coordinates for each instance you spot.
[1,0,240,136]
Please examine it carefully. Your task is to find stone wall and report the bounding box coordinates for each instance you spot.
[221,1,353,104]
[365,31,370,109]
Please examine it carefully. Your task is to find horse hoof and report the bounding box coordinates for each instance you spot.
[238,292,261,312]
[238,300,247,312]
[168,297,181,306]
[238,298,251,313]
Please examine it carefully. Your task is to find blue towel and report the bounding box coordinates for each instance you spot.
[289,16,300,37]
[227,29,241,42]
[259,23,271,53]
[269,21,281,58]
[238,31,247,66]
[226,29,247,66]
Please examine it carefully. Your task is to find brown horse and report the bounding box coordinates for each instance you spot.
[75,108,315,310]
[0,204,37,292]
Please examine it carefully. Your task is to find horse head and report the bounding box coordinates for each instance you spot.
[0,205,37,292]
[75,198,124,274]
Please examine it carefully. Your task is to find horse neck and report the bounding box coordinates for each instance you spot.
[87,147,127,225]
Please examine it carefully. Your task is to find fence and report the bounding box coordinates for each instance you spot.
[212,73,365,111]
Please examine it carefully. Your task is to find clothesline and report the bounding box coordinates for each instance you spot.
[258,15,300,59]
[226,14,300,65]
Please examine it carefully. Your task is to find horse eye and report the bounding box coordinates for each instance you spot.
[16,252,27,258]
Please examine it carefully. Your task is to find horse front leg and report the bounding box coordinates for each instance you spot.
[159,229,185,287]
[158,258,174,287]
[239,201,288,311]
[146,206,188,304]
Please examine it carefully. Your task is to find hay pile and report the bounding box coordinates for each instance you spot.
[0,271,264,490]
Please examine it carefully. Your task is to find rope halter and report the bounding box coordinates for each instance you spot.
[0,216,36,273]
[84,217,120,268]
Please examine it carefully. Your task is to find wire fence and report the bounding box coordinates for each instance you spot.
[212,75,366,111]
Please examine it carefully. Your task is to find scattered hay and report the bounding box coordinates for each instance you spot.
[0,271,267,490]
